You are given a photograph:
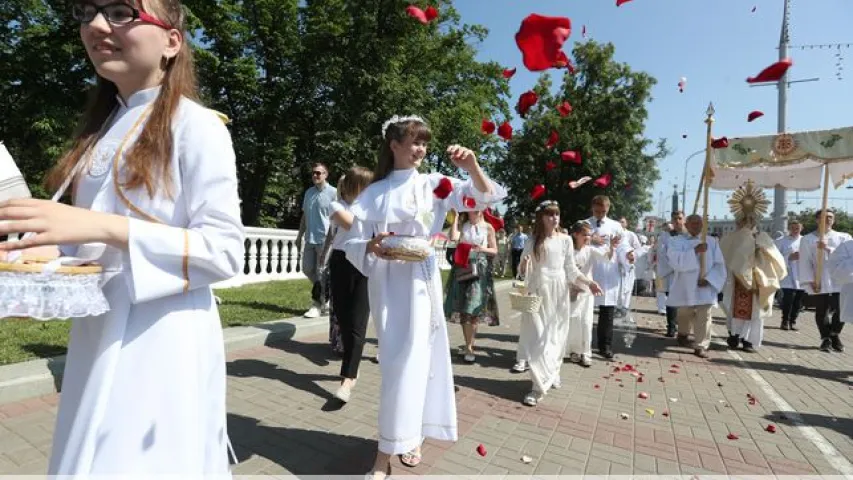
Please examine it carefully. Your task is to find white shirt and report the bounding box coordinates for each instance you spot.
[775,234,802,290]
[329,200,351,251]
[587,216,625,306]
[666,235,727,307]
[798,230,852,294]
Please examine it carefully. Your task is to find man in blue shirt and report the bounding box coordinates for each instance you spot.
[509,225,529,278]
[296,162,337,318]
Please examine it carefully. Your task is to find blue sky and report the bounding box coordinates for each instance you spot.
[453,0,853,220]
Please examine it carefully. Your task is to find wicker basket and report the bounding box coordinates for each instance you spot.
[509,290,542,313]
[381,235,432,262]
[0,260,109,320]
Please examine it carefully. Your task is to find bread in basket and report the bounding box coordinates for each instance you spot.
[380,235,432,262]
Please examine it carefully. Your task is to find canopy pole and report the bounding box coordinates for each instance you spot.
[692,168,705,215]
[815,164,831,293]
[700,103,715,279]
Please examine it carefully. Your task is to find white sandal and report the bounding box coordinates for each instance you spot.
[523,391,541,406]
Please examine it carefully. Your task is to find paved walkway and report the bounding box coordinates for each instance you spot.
[1,288,852,476]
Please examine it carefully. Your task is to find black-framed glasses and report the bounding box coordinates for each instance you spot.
[72,2,173,30]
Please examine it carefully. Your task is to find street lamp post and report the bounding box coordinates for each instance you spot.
[681,148,706,211]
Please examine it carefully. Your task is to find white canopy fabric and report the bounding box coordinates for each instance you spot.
[709,126,853,190]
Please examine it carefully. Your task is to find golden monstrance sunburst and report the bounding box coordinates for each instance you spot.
[728,179,771,224]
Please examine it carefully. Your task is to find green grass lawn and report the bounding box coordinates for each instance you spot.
[0,270,452,366]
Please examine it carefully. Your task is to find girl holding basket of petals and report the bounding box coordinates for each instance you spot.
[0,0,243,475]
[517,201,601,407]
[343,115,506,479]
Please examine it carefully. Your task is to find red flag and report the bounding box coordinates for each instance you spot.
[515,14,572,72]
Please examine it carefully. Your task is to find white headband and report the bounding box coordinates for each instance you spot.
[381,115,427,138]
[535,200,559,212]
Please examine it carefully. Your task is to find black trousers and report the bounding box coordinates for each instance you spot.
[329,250,371,379]
[666,306,678,334]
[597,306,615,352]
[511,248,524,278]
[811,292,844,339]
[781,288,805,324]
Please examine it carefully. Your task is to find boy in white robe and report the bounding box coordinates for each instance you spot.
[565,220,609,367]
[666,214,727,358]
[776,221,805,330]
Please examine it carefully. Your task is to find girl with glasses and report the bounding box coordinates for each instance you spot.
[0,0,243,475]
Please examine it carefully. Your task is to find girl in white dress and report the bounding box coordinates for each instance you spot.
[565,220,609,367]
[0,1,243,475]
[518,201,601,406]
[344,115,506,478]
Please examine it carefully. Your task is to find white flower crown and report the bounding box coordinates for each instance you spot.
[381,115,427,138]
[535,200,559,212]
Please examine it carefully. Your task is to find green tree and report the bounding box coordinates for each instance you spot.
[491,41,667,228]
[0,0,90,199]
[185,0,509,227]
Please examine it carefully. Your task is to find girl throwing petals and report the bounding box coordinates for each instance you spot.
[344,115,506,479]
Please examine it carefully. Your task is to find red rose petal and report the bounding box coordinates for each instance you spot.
[751,6,757,12]
[481,119,496,135]
[560,150,581,164]
[671,364,680,368]
[582,25,587,38]
[530,184,546,200]
[727,433,739,440]
[545,161,557,172]
[405,6,428,25]
[622,364,634,371]
[515,14,572,72]
[616,0,633,6]
[557,101,573,116]
[593,172,612,188]
[462,196,476,209]
[638,392,649,399]
[424,5,438,22]
[747,110,764,122]
[747,58,793,83]
[476,444,487,456]
[483,209,504,232]
[517,90,539,117]
[711,137,729,149]
[766,424,777,433]
[594,384,600,389]
[662,410,670,417]
[502,67,517,79]
[433,177,453,199]
[497,122,513,141]
[637,376,644,383]
[545,130,559,149]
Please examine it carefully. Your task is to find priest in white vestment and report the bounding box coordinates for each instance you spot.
[617,217,640,314]
[666,214,726,358]
[798,209,852,352]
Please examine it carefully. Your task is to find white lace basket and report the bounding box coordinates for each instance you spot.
[0,259,109,320]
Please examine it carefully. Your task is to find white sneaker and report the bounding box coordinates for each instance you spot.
[523,391,542,406]
[552,377,562,389]
[580,356,592,368]
[512,360,529,373]
[304,305,321,318]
